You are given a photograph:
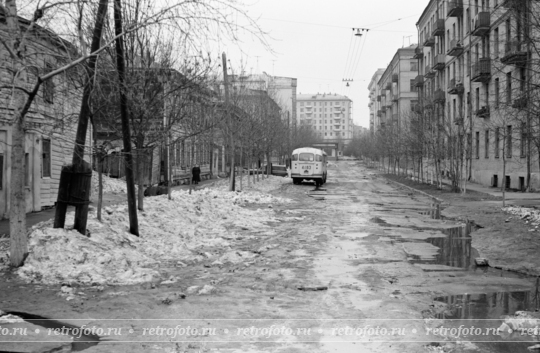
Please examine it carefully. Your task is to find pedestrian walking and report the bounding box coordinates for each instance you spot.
[192,165,201,185]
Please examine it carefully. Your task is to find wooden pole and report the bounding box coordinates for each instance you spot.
[113,0,139,236]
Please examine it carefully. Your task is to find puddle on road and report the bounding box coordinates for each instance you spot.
[6,311,101,351]
[432,282,540,353]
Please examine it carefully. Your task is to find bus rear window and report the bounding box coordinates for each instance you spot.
[316,155,322,162]
[299,153,314,161]
[292,154,298,161]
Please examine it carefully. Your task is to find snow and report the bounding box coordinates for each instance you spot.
[11,177,291,285]
[214,174,291,195]
[504,206,540,230]
[91,172,127,197]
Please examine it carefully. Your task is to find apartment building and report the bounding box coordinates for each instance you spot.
[376,46,420,133]
[415,0,540,190]
[296,93,354,156]
[368,69,385,134]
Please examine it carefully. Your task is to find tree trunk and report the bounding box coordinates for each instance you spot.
[114,0,139,236]
[9,122,27,266]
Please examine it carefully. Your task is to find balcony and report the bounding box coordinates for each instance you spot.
[432,19,445,37]
[392,73,399,83]
[376,95,381,102]
[500,0,520,7]
[512,94,528,109]
[392,93,399,102]
[432,54,446,71]
[471,58,491,83]
[434,89,446,103]
[476,106,490,118]
[501,40,528,66]
[447,0,463,17]
[424,36,435,47]
[448,78,464,95]
[386,82,392,90]
[414,75,424,87]
[447,38,464,56]
[471,12,490,36]
[377,110,382,117]
[413,46,423,59]
[425,67,436,79]
[381,106,387,112]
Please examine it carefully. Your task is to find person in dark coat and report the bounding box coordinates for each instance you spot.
[192,165,201,184]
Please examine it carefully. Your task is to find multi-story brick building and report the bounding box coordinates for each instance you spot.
[368,69,385,134]
[375,46,420,133]
[415,0,540,190]
[296,93,353,158]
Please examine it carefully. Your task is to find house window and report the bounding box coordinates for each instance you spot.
[494,78,500,108]
[494,27,499,58]
[521,122,526,158]
[507,125,512,157]
[43,63,54,104]
[475,87,480,111]
[25,153,30,187]
[506,72,512,104]
[485,130,489,158]
[410,79,416,92]
[475,131,480,159]
[410,61,418,71]
[495,128,500,158]
[520,68,526,92]
[467,133,472,159]
[42,138,51,178]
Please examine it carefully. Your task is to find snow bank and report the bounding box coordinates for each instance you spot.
[91,172,126,196]
[504,206,540,230]
[16,187,289,285]
[214,175,291,196]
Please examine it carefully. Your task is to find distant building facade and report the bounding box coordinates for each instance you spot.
[368,69,385,134]
[296,93,353,157]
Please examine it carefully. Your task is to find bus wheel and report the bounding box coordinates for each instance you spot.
[292,178,298,185]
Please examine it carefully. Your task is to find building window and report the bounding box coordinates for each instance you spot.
[410,79,416,92]
[495,128,500,158]
[0,154,3,190]
[42,138,51,178]
[410,61,418,71]
[507,125,512,158]
[43,63,54,104]
[485,130,489,158]
[475,131,480,159]
[25,153,30,187]
[521,122,526,158]
[475,87,480,111]
[494,27,499,58]
[506,72,512,104]
[494,78,500,108]
[520,68,526,92]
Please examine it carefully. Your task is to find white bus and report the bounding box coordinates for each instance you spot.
[291,147,327,186]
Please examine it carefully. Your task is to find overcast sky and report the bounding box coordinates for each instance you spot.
[225,0,430,128]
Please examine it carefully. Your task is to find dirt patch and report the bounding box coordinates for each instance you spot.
[382,174,540,277]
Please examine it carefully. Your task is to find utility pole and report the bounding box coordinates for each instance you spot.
[113,0,139,235]
[222,53,235,191]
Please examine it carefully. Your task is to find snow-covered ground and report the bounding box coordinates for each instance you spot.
[504,206,540,231]
[91,172,127,196]
[1,176,291,285]
[214,174,291,194]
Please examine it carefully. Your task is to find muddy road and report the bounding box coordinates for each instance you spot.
[1,161,538,353]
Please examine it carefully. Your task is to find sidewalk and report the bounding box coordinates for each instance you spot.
[0,178,218,237]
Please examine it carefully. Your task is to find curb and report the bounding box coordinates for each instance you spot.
[383,177,444,204]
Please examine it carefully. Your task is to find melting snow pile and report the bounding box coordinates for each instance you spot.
[17,188,289,285]
[91,172,127,196]
[504,206,540,231]
[214,175,291,200]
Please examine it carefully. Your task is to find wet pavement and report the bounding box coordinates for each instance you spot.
[1,162,539,353]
